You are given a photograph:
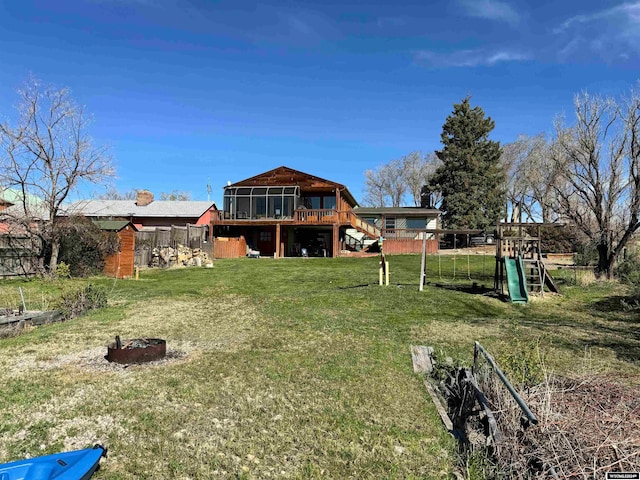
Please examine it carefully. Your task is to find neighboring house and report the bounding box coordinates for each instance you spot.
[353,206,439,233]
[352,206,440,255]
[94,220,138,279]
[0,188,49,233]
[64,190,217,234]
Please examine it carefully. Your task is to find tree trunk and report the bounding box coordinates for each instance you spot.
[49,240,60,273]
[596,242,614,279]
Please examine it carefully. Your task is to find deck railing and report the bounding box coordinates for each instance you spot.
[294,209,336,223]
[212,209,381,239]
[344,211,381,238]
[212,209,338,224]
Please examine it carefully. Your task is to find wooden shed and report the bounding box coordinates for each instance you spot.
[94,220,137,279]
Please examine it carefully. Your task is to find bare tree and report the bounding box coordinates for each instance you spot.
[403,151,440,206]
[363,153,439,208]
[550,90,640,278]
[362,166,390,207]
[98,187,138,200]
[160,190,192,201]
[501,134,557,222]
[383,158,407,207]
[0,77,113,273]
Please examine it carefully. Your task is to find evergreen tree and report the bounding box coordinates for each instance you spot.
[430,97,506,230]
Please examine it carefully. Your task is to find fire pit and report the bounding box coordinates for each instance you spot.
[106,336,166,364]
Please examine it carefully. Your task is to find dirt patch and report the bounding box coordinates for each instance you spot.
[0,295,263,377]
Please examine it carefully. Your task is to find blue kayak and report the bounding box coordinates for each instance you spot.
[0,445,106,480]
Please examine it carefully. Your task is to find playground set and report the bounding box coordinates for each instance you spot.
[379,222,562,303]
[493,222,560,303]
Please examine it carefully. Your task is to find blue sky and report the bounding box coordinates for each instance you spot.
[1,0,639,206]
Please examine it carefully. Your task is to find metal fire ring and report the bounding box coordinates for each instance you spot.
[106,337,167,364]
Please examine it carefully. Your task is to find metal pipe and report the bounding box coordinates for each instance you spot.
[19,287,26,312]
[473,341,538,425]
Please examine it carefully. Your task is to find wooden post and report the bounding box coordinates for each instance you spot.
[275,224,281,259]
[385,261,389,286]
[332,223,339,258]
[135,267,139,281]
[419,233,427,292]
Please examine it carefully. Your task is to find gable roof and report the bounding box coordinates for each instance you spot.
[230,166,358,206]
[0,188,49,220]
[63,200,217,219]
[93,220,138,232]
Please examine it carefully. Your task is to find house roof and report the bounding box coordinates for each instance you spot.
[229,166,358,206]
[63,200,217,219]
[93,220,138,232]
[0,188,49,220]
[353,206,440,217]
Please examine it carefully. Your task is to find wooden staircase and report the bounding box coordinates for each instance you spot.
[344,211,381,240]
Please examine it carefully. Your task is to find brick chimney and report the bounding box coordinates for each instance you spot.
[136,190,154,206]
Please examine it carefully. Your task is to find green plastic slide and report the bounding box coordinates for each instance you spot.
[504,256,529,303]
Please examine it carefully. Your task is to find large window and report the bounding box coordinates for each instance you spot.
[406,218,426,229]
[305,196,321,209]
[223,186,300,220]
[323,196,336,210]
[303,195,336,210]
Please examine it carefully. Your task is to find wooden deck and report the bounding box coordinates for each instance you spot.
[213,209,334,225]
[212,209,381,237]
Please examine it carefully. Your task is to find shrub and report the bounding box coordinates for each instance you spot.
[496,322,545,388]
[615,251,640,305]
[57,216,120,277]
[54,261,71,279]
[54,284,107,320]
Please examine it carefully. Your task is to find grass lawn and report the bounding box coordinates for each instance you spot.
[0,255,638,479]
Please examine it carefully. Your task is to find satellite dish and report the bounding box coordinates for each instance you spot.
[227,180,231,186]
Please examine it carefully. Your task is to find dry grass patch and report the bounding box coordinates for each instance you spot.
[0,285,455,478]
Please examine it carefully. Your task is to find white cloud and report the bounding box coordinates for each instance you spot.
[241,8,340,47]
[557,2,640,32]
[414,48,529,68]
[458,0,521,26]
[554,2,640,60]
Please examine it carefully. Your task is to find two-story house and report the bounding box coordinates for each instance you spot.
[211,166,380,257]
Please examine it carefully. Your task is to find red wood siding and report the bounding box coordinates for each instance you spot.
[104,227,136,278]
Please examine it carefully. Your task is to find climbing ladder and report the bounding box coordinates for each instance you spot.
[495,221,562,298]
[523,259,544,293]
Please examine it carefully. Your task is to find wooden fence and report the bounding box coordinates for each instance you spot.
[134,224,212,267]
[213,236,247,259]
[382,229,438,255]
[0,235,40,278]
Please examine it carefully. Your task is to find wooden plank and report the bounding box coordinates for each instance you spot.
[465,369,502,443]
[0,310,63,327]
[410,345,434,373]
[543,268,560,293]
[423,379,454,432]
